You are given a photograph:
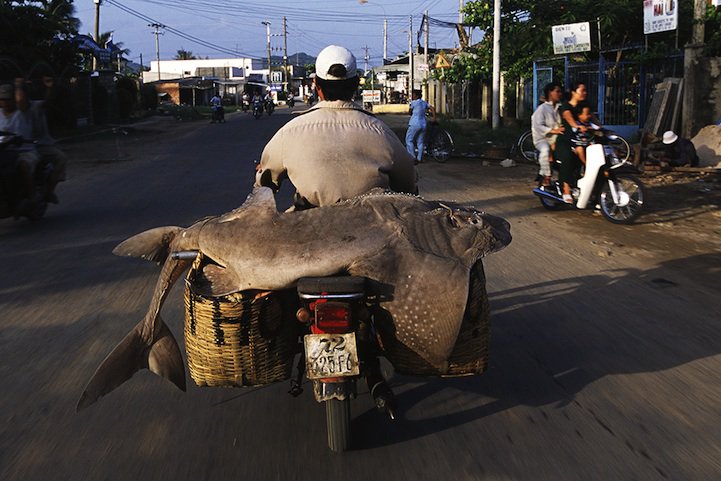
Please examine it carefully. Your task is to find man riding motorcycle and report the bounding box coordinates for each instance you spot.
[1,76,69,217]
[254,45,418,412]
[256,45,416,210]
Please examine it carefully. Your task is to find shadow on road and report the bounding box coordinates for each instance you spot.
[352,252,721,449]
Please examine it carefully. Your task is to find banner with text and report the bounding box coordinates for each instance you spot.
[643,0,678,34]
[552,22,591,54]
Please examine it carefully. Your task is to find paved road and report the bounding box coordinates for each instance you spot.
[1,108,720,480]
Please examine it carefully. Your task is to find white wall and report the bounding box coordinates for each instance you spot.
[146,58,264,80]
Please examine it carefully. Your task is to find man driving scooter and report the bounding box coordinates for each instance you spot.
[255,45,417,414]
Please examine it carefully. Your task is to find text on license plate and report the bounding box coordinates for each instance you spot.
[303,333,360,379]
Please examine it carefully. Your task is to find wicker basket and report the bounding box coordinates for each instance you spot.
[183,256,298,387]
[380,261,490,376]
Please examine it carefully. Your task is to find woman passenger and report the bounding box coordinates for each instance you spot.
[555,82,590,204]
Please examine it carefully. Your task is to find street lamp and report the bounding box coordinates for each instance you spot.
[359,0,387,63]
[261,21,271,86]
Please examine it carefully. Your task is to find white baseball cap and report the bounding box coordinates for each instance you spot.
[315,45,357,80]
[662,130,678,144]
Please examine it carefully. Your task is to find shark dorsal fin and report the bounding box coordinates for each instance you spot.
[219,187,278,223]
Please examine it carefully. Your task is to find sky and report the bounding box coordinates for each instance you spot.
[74,0,470,68]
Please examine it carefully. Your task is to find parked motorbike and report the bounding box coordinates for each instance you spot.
[0,132,52,220]
[253,101,263,120]
[532,129,646,224]
[292,275,395,452]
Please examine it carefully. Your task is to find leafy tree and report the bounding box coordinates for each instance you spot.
[90,30,130,71]
[455,0,719,81]
[0,0,80,76]
[174,49,196,60]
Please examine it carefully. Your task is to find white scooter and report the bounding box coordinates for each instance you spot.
[533,131,646,224]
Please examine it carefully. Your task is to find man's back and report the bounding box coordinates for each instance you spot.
[256,100,416,207]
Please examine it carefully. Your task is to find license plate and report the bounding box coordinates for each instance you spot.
[303,333,360,380]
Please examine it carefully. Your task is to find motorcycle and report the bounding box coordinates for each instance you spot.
[265,98,275,116]
[286,95,295,108]
[252,100,263,120]
[0,132,52,220]
[532,129,646,224]
[294,276,391,452]
[241,97,250,112]
[210,105,225,123]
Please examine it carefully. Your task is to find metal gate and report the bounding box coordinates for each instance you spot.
[533,52,683,130]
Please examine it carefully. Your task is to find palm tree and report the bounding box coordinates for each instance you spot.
[175,49,197,60]
[94,30,130,71]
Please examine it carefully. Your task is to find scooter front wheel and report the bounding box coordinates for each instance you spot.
[326,398,351,452]
[598,173,645,224]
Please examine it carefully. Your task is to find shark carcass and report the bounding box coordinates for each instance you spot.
[77,187,511,410]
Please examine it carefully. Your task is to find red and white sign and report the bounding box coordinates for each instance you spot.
[362,90,381,104]
[644,0,678,34]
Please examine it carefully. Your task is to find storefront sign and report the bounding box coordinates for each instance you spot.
[552,22,591,54]
[362,89,381,104]
[643,0,678,34]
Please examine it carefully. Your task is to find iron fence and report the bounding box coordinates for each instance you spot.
[532,52,684,128]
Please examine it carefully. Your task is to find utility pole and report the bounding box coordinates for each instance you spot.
[408,16,414,96]
[262,21,272,86]
[491,0,501,129]
[682,0,707,138]
[383,18,388,64]
[362,46,370,74]
[93,0,101,71]
[424,11,429,101]
[283,17,289,92]
[149,23,164,81]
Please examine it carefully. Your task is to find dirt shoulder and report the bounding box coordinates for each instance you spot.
[379,113,721,255]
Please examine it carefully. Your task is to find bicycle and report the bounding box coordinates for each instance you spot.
[424,122,455,163]
[512,128,631,164]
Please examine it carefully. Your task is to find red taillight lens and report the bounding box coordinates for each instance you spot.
[315,302,352,333]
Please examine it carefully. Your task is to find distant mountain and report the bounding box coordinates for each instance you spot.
[263,52,316,68]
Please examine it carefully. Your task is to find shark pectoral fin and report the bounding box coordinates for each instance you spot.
[113,226,183,263]
[147,318,186,393]
[76,318,186,412]
[199,264,241,297]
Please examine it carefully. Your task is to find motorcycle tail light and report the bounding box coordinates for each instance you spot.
[315,302,352,333]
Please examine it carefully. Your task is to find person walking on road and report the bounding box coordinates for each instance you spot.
[405,89,435,164]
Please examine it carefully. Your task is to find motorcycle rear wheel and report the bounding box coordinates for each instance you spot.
[326,398,351,452]
[598,173,645,224]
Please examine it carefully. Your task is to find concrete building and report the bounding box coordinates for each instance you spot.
[143,57,266,83]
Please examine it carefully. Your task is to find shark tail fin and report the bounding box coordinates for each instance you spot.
[76,316,186,412]
[113,226,183,263]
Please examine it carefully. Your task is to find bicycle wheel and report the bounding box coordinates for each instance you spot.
[429,128,454,163]
[519,131,537,162]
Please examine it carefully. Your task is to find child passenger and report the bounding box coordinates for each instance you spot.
[571,105,596,165]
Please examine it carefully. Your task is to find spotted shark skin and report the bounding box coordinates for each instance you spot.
[77,187,510,410]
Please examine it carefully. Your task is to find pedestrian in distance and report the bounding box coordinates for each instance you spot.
[405,89,436,165]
